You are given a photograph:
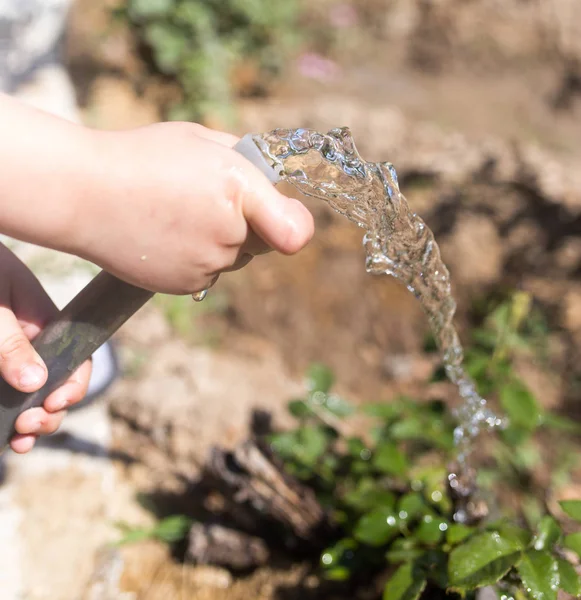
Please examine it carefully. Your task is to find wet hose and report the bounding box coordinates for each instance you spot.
[0,135,281,451]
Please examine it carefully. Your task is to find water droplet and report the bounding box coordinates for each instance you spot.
[360,449,371,461]
[386,516,397,526]
[312,391,325,405]
[322,553,333,565]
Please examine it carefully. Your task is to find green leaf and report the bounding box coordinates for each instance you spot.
[533,516,561,551]
[152,515,192,543]
[373,442,408,477]
[115,527,152,546]
[342,478,396,513]
[448,531,523,590]
[145,23,187,74]
[269,431,298,459]
[320,537,357,578]
[414,516,448,545]
[383,561,427,600]
[296,426,329,466]
[564,532,581,559]
[270,425,330,468]
[497,522,532,549]
[541,412,581,434]
[354,507,400,547]
[288,399,314,419]
[129,0,174,19]
[516,550,558,600]
[390,418,423,440]
[512,441,542,470]
[346,437,367,458]
[322,394,354,418]
[446,524,475,545]
[417,550,449,589]
[559,500,581,524]
[306,363,335,394]
[522,497,544,531]
[324,566,351,581]
[397,493,430,520]
[557,557,581,596]
[500,380,542,431]
[386,539,424,564]
[363,402,404,420]
[500,424,533,447]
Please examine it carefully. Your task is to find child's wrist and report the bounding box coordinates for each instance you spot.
[63,128,123,261]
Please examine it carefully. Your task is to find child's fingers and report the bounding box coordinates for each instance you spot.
[13,360,92,444]
[0,306,48,393]
[9,433,37,454]
[13,406,65,437]
[42,360,92,413]
[3,250,93,450]
[10,360,92,454]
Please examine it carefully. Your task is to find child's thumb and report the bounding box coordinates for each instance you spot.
[232,152,314,255]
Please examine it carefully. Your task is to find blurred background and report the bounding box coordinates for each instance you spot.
[1,0,581,598]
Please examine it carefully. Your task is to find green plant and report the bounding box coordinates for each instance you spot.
[268,361,581,599]
[267,294,581,599]
[430,293,579,501]
[114,515,192,546]
[116,0,302,124]
[116,294,580,599]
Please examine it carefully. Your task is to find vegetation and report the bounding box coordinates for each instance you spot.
[268,294,581,599]
[116,0,302,124]
[118,294,581,599]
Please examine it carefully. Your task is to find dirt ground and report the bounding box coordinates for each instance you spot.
[2,1,581,598]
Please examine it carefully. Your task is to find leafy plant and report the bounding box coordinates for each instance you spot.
[115,515,193,546]
[116,295,580,599]
[430,293,580,500]
[115,0,302,123]
[268,363,581,599]
[268,295,581,599]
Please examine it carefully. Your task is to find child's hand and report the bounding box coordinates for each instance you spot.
[71,123,314,295]
[0,244,92,454]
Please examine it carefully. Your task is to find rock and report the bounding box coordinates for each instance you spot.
[187,524,269,570]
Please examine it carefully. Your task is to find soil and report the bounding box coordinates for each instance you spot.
[3,1,581,598]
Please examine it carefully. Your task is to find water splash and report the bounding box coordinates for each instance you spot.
[252,127,504,471]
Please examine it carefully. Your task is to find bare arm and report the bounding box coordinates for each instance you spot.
[0,93,313,295]
[0,92,99,252]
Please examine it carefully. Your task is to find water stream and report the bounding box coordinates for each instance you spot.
[252,127,504,497]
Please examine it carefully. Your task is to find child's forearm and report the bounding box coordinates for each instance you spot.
[0,93,100,252]
[0,94,314,296]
